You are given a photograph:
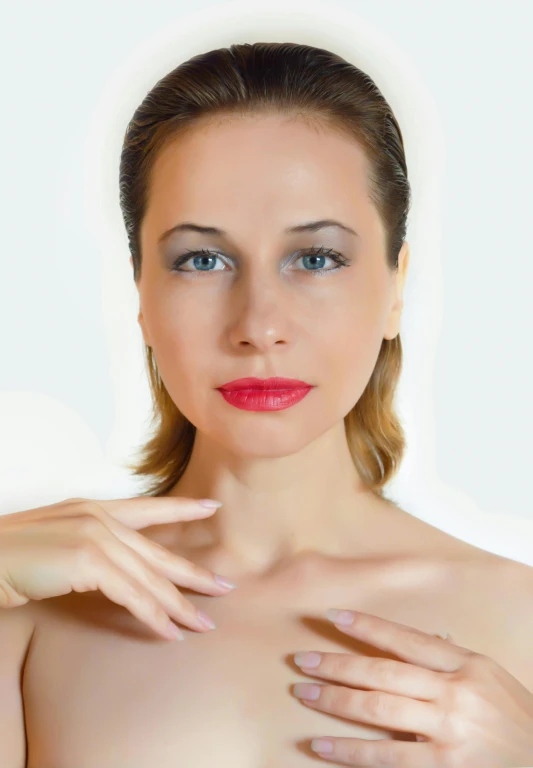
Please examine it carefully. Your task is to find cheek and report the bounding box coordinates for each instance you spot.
[147,304,213,399]
[147,288,214,354]
[323,302,388,411]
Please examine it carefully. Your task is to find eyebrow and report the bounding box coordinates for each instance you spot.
[157,218,358,245]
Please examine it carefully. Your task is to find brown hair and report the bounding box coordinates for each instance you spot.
[119,41,411,499]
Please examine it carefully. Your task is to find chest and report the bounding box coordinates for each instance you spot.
[22,558,501,768]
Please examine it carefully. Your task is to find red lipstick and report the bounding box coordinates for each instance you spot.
[216,377,314,411]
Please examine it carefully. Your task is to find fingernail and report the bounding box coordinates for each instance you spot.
[198,499,223,509]
[293,683,321,701]
[167,621,185,641]
[197,610,217,630]
[214,574,238,590]
[326,609,354,626]
[294,651,322,669]
[311,738,333,754]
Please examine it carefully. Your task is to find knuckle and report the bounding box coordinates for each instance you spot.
[69,498,96,515]
[73,513,104,537]
[145,568,176,599]
[70,499,110,524]
[329,654,349,677]
[436,680,474,740]
[149,542,172,564]
[375,742,397,766]
[367,657,396,687]
[363,690,390,719]
[125,584,160,616]
[145,570,186,608]
[142,565,166,591]
[131,591,161,621]
[126,587,145,608]
[73,537,102,566]
[455,677,485,710]
[409,629,435,651]
[138,593,159,617]
[450,661,487,699]
[344,742,365,764]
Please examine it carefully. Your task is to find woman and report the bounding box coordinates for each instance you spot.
[1,41,532,767]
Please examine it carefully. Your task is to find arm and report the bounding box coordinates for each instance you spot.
[0,604,36,768]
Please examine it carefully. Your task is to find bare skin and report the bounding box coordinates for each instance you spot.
[133,110,411,572]
[14,113,533,766]
[19,496,532,768]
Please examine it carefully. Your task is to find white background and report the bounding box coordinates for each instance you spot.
[1,0,532,565]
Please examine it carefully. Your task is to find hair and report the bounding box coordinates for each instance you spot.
[119,41,411,500]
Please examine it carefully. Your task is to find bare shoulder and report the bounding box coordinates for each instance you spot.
[463,552,533,691]
[377,497,533,687]
[375,496,501,563]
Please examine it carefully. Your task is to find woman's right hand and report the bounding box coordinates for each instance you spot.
[0,495,236,641]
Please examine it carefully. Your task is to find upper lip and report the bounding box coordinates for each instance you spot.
[217,377,313,391]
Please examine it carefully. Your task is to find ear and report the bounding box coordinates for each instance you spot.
[137,308,152,348]
[383,241,410,341]
[129,257,152,347]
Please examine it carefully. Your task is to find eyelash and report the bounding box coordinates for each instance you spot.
[170,245,350,277]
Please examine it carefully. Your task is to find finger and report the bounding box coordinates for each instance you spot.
[78,496,223,530]
[69,543,185,641]
[2,496,219,529]
[294,683,441,739]
[294,652,446,701]
[326,610,465,672]
[89,505,236,597]
[309,735,438,766]
[73,516,215,634]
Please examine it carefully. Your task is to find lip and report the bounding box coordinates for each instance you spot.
[217,377,312,391]
[217,386,312,412]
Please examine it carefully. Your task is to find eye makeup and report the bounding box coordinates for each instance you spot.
[169,245,351,278]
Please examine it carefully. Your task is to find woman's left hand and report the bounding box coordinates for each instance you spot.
[292,609,533,767]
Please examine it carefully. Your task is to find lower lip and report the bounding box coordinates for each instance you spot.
[217,387,313,411]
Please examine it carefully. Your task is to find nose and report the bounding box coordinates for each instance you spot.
[227,274,291,352]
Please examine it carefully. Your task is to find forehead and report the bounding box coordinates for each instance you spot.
[142,114,377,246]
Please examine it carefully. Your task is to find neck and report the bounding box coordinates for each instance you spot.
[164,421,380,575]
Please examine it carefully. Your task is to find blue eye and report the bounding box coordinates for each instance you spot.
[170,245,350,276]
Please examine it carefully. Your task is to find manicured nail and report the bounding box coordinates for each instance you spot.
[197,610,217,630]
[293,683,321,701]
[326,608,354,626]
[198,499,223,509]
[167,621,185,641]
[214,574,238,590]
[294,651,321,669]
[311,738,333,754]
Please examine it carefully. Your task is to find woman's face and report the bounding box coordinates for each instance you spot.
[135,113,409,457]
